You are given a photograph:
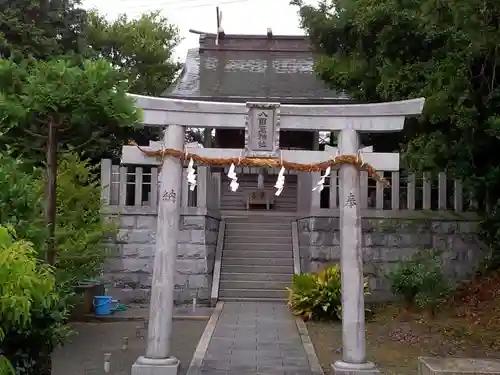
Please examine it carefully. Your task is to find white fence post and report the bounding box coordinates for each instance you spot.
[100,159,112,206]
[197,166,208,208]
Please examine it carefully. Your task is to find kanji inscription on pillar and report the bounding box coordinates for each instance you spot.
[244,102,280,157]
[345,191,357,208]
[162,189,176,202]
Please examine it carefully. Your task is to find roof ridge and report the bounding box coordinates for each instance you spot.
[166,48,347,101]
[189,30,308,40]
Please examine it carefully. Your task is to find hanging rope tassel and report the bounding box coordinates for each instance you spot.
[227,163,239,192]
[186,158,197,191]
[274,167,286,196]
[313,166,331,192]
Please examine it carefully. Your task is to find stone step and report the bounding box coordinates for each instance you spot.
[224,216,293,224]
[222,257,293,266]
[218,288,288,300]
[225,223,291,231]
[218,297,287,303]
[225,236,292,245]
[220,272,293,282]
[226,229,290,237]
[220,280,290,290]
[221,264,293,274]
[223,243,291,251]
[223,250,292,259]
[227,228,290,234]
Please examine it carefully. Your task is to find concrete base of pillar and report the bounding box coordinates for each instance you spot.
[332,360,381,375]
[131,356,179,375]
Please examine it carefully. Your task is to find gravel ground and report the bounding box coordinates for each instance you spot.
[52,320,207,375]
[306,305,500,375]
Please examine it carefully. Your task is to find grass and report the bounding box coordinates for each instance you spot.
[306,271,500,375]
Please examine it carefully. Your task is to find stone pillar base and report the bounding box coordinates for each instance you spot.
[131,356,179,375]
[332,360,381,375]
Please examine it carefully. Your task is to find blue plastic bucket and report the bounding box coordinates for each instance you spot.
[93,296,113,316]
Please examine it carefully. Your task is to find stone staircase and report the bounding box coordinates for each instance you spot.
[218,215,294,301]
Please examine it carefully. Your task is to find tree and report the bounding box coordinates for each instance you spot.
[85,11,182,145]
[294,0,500,208]
[0,4,182,149]
[0,4,183,265]
[54,153,116,283]
[0,58,141,264]
[86,11,181,97]
[0,0,88,61]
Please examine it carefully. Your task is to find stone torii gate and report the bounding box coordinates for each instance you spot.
[121,95,425,375]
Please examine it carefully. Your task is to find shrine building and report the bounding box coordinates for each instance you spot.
[102,28,478,311]
[164,29,349,213]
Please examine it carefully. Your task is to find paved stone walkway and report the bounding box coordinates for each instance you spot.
[200,302,316,375]
[53,320,206,375]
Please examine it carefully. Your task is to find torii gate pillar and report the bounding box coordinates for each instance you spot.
[132,125,184,375]
[334,128,379,374]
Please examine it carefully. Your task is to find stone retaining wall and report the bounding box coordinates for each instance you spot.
[297,216,488,300]
[103,213,219,305]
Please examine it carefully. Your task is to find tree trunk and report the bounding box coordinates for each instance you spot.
[203,128,212,147]
[39,353,52,375]
[45,121,57,266]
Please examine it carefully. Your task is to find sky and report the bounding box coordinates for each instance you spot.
[81,0,316,61]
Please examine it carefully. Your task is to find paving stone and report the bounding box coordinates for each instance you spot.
[230,351,257,360]
[257,366,287,374]
[257,352,284,359]
[200,370,228,375]
[282,351,308,359]
[206,341,233,350]
[52,320,206,375]
[283,358,310,367]
[229,370,257,375]
[229,357,258,365]
[205,353,231,361]
[201,359,231,370]
[281,347,307,354]
[214,331,235,338]
[199,302,313,375]
[232,341,258,351]
[206,346,233,354]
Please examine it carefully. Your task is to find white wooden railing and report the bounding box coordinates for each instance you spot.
[314,170,469,211]
[102,160,471,212]
[100,159,221,210]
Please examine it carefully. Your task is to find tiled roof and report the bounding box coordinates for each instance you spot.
[165,33,347,103]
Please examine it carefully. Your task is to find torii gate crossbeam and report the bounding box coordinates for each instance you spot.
[130,94,424,132]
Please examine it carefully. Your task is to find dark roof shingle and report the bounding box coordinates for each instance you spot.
[166,33,347,103]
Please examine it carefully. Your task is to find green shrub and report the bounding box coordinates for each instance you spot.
[0,153,46,246]
[2,293,70,375]
[386,248,449,312]
[0,226,69,375]
[0,152,116,285]
[287,265,370,321]
[53,153,117,284]
[0,152,115,374]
